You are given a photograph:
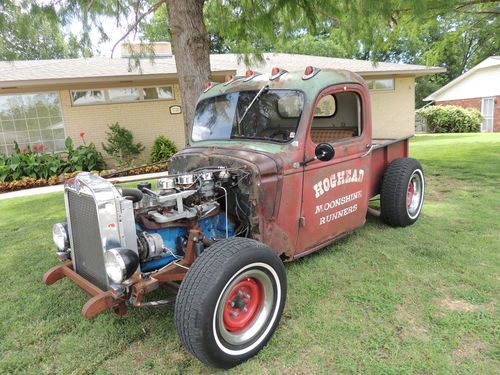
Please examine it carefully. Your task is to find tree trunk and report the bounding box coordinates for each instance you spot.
[166,0,211,146]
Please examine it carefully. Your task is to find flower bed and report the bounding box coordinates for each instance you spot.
[0,163,168,193]
[0,131,168,193]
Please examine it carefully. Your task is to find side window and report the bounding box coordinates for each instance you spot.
[310,92,361,144]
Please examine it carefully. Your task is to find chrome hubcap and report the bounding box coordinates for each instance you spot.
[407,171,423,218]
[217,269,274,346]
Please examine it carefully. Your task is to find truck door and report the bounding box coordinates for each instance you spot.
[296,84,372,256]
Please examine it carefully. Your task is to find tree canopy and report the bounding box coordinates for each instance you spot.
[143,0,499,105]
[0,1,92,60]
[1,0,498,130]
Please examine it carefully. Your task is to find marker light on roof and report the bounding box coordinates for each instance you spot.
[244,69,262,82]
[224,74,233,82]
[302,66,320,80]
[270,67,287,80]
[203,81,216,92]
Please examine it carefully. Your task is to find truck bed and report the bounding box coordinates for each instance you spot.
[368,136,411,198]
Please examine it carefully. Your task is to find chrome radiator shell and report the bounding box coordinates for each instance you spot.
[64,172,138,290]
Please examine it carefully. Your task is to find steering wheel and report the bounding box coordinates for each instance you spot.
[269,129,290,140]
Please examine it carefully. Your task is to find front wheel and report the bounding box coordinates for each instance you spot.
[175,238,287,369]
[380,157,425,227]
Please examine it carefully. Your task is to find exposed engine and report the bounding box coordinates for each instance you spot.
[128,167,252,273]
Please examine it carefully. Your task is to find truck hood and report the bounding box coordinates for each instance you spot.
[169,145,284,220]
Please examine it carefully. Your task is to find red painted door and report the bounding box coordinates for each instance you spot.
[295,85,372,256]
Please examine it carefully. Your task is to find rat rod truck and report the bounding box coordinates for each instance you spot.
[43,66,425,368]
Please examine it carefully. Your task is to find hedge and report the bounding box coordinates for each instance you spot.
[416,105,482,133]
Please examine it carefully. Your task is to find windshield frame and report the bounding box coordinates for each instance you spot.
[190,88,306,146]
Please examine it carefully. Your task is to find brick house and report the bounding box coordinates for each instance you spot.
[424,56,500,132]
[0,43,444,161]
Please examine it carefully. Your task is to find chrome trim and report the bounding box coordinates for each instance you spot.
[64,172,138,290]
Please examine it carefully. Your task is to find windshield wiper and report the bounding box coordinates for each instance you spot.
[236,85,269,133]
[232,135,285,143]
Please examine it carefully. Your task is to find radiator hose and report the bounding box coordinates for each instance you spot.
[120,188,143,203]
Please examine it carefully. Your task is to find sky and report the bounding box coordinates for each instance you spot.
[69,17,138,58]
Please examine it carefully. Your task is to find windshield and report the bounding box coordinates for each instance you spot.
[191,90,304,143]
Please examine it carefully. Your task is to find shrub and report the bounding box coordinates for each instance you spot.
[416,105,482,133]
[151,136,178,163]
[0,135,106,182]
[102,122,145,168]
[64,133,106,172]
[0,143,64,181]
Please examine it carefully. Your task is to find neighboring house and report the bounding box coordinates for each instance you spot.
[0,43,444,160]
[424,56,500,132]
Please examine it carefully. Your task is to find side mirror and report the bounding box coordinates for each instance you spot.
[315,143,335,162]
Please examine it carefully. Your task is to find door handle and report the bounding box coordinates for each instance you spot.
[361,144,375,157]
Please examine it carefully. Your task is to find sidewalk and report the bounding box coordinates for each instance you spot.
[0,171,169,200]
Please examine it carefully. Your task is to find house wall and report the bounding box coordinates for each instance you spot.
[59,84,186,164]
[431,66,500,102]
[368,76,415,139]
[436,96,500,132]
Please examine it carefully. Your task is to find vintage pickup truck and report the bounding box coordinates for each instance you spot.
[44,66,425,368]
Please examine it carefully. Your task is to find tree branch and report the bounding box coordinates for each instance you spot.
[455,10,500,14]
[110,0,167,57]
[455,0,500,10]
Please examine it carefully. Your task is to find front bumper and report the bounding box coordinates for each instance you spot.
[43,260,120,318]
[43,227,201,319]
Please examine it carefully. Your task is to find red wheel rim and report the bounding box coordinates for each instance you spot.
[223,277,263,332]
[407,181,415,207]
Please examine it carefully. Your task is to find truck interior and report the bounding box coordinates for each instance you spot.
[310,91,361,143]
[191,89,361,144]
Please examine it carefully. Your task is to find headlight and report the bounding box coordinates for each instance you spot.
[104,248,139,284]
[52,222,69,251]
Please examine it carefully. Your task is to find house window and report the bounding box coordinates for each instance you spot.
[71,90,105,105]
[0,92,66,154]
[70,85,175,106]
[366,79,394,91]
[108,87,140,103]
[143,86,174,101]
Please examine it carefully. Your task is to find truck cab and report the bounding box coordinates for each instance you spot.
[170,67,407,259]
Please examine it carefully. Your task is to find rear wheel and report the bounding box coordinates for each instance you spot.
[175,238,286,369]
[380,157,425,227]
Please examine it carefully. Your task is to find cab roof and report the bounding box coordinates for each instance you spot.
[199,68,366,101]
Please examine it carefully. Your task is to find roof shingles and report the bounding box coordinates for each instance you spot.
[0,53,444,88]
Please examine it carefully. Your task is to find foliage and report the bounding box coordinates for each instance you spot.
[2,0,497,121]
[0,1,91,60]
[64,135,106,172]
[150,135,177,163]
[141,0,500,107]
[416,105,482,133]
[0,135,106,182]
[0,176,59,193]
[102,122,145,168]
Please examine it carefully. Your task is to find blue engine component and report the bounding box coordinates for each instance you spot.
[139,212,234,272]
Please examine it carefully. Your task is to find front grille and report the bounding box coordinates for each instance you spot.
[67,190,108,290]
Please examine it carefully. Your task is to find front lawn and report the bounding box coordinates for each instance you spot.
[0,133,499,374]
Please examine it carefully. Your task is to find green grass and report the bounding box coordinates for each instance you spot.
[1,133,499,374]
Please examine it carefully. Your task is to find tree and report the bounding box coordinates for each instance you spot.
[166,0,211,146]
[5,0,498,136]
[0,1,91,60]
